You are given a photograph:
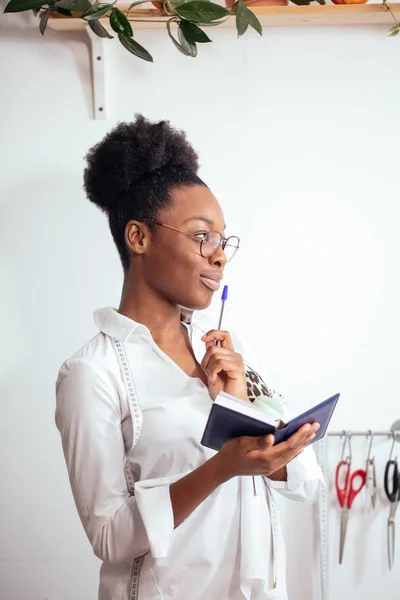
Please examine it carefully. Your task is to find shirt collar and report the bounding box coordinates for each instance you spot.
[94,307,147,342]
[93,307,209,362]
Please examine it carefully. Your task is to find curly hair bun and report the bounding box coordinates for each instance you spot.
[83,114,199,213]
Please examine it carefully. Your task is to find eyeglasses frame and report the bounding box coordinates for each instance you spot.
[142,219,240,262]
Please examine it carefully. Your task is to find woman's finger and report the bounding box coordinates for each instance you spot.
[240,434,275,455]
[279,424,319,461]
[206,348,245,378]
[206,356,245,384]
[201,330,234,350]
[200,346,239,373]
[256,434,275,451]
[286,423,319,449]
[305,432,317,445]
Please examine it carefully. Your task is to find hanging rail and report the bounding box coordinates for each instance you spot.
[328,430,399,437]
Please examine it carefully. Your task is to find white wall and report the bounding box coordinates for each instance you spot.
[1,5,400,599]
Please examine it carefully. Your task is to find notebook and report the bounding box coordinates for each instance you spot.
[200,391,340,452]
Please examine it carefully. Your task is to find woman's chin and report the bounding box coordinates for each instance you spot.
[182,293,213,312]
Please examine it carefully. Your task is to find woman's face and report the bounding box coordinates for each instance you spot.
[140,185,230,311]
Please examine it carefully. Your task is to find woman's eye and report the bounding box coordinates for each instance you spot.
[193,232,209,241]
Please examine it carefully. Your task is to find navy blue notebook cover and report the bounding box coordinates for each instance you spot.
[201,392,340,452]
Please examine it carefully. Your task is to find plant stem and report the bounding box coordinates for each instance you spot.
[126,0,153,21]
[382,0,400,29]
[127,17,171,21]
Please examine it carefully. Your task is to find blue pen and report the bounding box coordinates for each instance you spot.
[217,285,228,332]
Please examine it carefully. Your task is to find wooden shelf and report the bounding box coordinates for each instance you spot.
[48,4,400,31]
[47,3,399,120]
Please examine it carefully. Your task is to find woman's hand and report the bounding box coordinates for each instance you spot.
[212,423,320,481]
[201,330,248,402]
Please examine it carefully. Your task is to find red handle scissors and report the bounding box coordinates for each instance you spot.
[335,452,366,564]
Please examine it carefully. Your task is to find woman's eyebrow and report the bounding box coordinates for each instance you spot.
[184,216,227,230]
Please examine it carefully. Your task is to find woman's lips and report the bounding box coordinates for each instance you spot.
[200,276,221,292]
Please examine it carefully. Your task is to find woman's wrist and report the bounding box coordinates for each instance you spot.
[206,452,233,485]
[266,466,288,481]
[222,377,249,403]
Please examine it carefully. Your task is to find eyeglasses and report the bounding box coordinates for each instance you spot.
[143,219,240,263]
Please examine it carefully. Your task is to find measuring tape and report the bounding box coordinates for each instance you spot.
[316,437,329,600]
[110,337,146,600]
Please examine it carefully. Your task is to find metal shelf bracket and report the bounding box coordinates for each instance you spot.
[86,25,108,120]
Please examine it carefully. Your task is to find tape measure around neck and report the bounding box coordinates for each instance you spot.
[110,337,144,600]
[111,337,143,449]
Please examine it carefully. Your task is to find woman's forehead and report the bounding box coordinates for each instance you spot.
[165,185,226,228]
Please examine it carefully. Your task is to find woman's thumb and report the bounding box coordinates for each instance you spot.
[257,434,275,450]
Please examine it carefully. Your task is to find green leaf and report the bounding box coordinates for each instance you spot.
[389,28,399,36]
[236,0,248,36]
[178,23,198,55]
[32,6,40,15]
[81,2,112,20]
[54,6,73,14]
[169,0,209,7]
[118,33,153,61]
[167,18,192,55]
[179,20,211,42]
[54,0,91,10]
[175,1,230,24]
[316,0,325,4]
[247,5,262,35]
[88,18,114,37]
[39,5,50,33]
[193,19,226,26]
[4,0,44,13]
[289,0,311,5]
[110,7,133,36]
[236,0,261,37]
[389,25,398,32]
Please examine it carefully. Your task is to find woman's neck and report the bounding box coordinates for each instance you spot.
[118,272,183,344]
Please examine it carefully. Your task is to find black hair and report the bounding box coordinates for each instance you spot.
[83,114,205,271]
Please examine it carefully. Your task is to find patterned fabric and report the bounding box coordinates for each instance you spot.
[245,367,284,404]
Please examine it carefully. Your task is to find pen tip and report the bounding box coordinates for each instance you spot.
[221,285,228,301]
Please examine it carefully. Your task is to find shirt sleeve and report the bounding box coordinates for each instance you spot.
[55,359,178,564]
[263,446,324,502]
[229,329,325,502]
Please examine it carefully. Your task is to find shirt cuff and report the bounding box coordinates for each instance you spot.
[134,472,189,559]
[288,446,324,491]
[265,446,325,492]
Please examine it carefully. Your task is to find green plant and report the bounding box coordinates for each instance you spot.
[4,0,325,62]
[383,0,400,35]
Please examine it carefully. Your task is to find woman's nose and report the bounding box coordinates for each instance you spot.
[209,245,227,268]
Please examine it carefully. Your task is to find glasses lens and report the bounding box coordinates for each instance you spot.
[223,236,240,262]
[201,232,222,258]
[201,233,240,262]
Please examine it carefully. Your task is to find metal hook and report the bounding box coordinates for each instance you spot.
[340,430,352,463]
[347,431,353,464]
[340,430,347,460]
[388,430,397,461]
[366,430,374,460]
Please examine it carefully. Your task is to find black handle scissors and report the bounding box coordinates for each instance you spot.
[384,458,400,570]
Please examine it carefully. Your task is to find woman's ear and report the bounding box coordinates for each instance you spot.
[125,221,151,256]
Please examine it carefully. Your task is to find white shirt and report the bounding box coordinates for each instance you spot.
[55,307,323,600]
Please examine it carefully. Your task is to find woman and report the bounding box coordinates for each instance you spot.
[55,115,322,600]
